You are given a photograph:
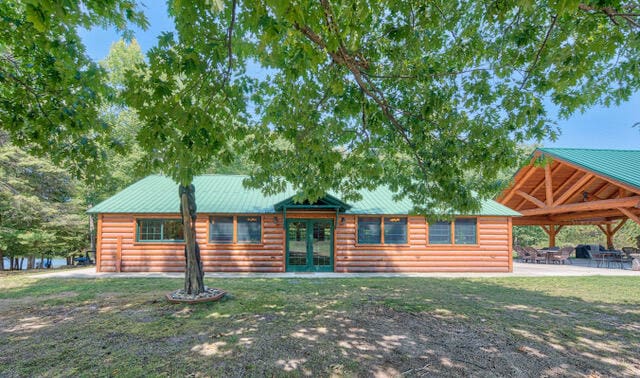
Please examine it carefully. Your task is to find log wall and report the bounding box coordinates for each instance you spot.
[98,213,285,273]
[334,216,512,273]
[97,213,512,273]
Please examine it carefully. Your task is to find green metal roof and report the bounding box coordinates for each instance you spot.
[88,174,520,216]
[538,148,640,191]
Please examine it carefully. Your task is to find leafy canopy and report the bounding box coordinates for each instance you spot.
[2,1,639,215]
[126,0,640,214]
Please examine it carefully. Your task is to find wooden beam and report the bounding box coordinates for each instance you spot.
[544,164,554,206]
[513,217,616,226]
[515,190,546,208]
[519,196,640,217]
[612,218,627,234]
[548,224,556,247]
[547,155,640,196]
[548,209,637,222]
[550,169,583,203]
[500,163,538,203]
[514,163,564,210]
[555,225,564,234]
[596,224,606,234]
[553,173,594,206]
[618,207,640,226]
[541,225,550,235]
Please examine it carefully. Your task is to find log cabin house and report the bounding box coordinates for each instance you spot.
[88,175,519,273]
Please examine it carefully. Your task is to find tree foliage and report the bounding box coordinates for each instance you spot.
[0,137,87,269]
[2,1,639,212]
[83,40,147,205]
[119,0,640,215]
[0,0,147,180]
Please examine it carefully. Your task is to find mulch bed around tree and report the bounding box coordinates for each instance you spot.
[165,287,226,304]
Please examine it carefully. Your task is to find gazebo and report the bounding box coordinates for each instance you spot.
[497,148,640,249]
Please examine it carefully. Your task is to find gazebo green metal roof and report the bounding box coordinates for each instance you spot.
[538,148,640,191]
[88,174,520,216]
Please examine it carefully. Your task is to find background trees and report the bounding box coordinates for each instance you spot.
[0,137,86,270]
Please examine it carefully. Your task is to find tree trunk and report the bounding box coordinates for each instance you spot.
[40,255,44,268]
[0,250,4,271]
[27,256,34,270]
[19,257,24,270]
[180,184,204,295]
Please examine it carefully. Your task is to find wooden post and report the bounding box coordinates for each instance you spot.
[596,224,614,250]
[116,236,122,273]
[508,217,513,272]
[544,164,554,206]
[605,224,614,250]
[548,225,556,248]
[96,214,102,272]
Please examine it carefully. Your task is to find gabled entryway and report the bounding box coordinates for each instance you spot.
[274,194,350,272]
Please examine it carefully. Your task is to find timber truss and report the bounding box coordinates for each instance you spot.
[497,149,640,248]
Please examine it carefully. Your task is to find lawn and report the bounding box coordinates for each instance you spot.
[1,275,639,377]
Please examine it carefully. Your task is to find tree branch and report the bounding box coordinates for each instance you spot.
[223,0,238,85]
[294,1,433,183]
[578,4,640,28]
[0,54,57,129]
[360,67,491,81]
[520,14,557,90]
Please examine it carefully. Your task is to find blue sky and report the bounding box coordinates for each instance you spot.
[79,5,640,150]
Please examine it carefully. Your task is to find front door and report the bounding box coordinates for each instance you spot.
[286,219,334,272]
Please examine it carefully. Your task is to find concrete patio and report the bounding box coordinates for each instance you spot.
[32,260,639,279]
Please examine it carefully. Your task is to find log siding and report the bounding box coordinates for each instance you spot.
[98,214,285,273]
[97,213,511,273]
[335,216,510,273]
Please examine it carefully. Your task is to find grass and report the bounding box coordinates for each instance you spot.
[1,274,639,377]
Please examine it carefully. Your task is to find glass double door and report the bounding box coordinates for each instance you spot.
[286,219,334,272]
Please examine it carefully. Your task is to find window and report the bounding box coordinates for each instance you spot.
[357,217,408,244]
[237,216,261,244]
[358,217,381,244]
[137,219,184,242]
[384,217,407,244]
[455,218,477,244]
[428,218,477,245]
[209,215,262,244]
[210,216,234,243]
[429,221,452,244]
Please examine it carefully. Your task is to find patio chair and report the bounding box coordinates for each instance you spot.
[606,251,624,269]
[549,246,573,265]
[514,246,531,262]
[525,246,546,264]
[622,247,638,263]
[587,246,605,268]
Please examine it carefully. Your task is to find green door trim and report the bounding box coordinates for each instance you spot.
[285,219,334,272]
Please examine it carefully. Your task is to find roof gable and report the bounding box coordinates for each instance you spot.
[273,194,352,212]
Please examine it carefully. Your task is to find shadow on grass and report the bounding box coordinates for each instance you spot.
[0,277,639,376]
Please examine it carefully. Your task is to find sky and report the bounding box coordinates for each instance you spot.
[78,4,640,150]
